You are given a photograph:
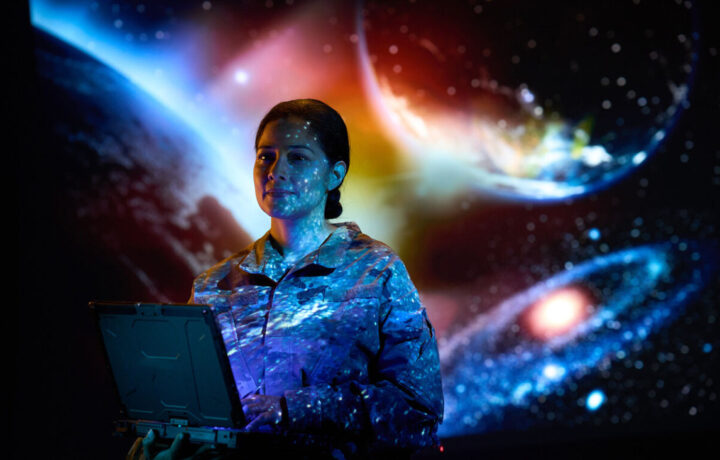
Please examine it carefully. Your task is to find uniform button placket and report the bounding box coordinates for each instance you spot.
[259,267,293,394]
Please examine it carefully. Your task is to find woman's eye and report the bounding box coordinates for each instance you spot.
[290,152,308,161]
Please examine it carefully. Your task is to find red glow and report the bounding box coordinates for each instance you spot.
[526,288,589,340]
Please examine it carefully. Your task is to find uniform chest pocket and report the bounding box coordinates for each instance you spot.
[329,283,382,326]
[270,293,378,340]
[305,295,381,382]
[229,288,264,305]
[222,287,271,333]
[210,287,267,312]
[333,296,380,335]
[324,284,379,303]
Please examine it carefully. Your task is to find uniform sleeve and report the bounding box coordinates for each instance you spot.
[281,256,444,453]
[187,279,197,304]
[188,269,212,304]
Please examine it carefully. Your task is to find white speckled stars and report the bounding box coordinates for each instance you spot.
[254,116,341,223]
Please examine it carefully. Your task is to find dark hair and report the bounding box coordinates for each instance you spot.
[255,99,350,219]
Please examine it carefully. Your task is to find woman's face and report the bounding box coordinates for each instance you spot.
[254,116,343,220]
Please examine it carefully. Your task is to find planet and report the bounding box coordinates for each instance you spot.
[356,0,698,201]
[32,27,251,302]
[438,240,718,437]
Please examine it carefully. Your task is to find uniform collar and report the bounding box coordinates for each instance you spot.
[237,221,361,277]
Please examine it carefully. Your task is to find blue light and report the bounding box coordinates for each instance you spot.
[588,228,601,241]
[542,363,566,381]
[520,87,535,103]
[512,381,533,403]
[585,389,606,411]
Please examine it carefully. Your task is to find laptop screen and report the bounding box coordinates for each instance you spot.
[90,302,244,429]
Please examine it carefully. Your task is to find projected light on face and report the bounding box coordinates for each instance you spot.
[439,240,718,437]
[356,0,698,201]
[254,117,333,221]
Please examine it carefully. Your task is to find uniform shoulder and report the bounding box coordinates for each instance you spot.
[350,229,399,258]
[193,243,253,286]
[352,233,419,306]
[346,228,410,275]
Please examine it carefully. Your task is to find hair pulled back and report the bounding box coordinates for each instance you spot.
[255,99,350,219]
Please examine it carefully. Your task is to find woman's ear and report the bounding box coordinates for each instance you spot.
[329,161,347,190]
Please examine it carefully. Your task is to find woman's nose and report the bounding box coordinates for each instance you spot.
[268,155,289,181]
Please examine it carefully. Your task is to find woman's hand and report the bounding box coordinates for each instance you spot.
[127,429,216,460]
[241,394,286,431]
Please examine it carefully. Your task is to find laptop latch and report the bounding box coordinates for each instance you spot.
[169,417,189,426]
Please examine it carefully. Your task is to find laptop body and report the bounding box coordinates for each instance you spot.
[89,301,248,447]
[90,301,347,453]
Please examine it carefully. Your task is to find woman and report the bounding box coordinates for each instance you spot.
[134,99,443,459]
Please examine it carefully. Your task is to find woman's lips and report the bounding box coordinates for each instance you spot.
[266,189,293,196]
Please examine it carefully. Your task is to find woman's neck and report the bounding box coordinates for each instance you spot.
[270,214,337,261]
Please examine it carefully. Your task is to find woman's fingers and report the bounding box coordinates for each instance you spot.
[141,430,188,460]
[241,395,274,418]
[192,444,221,459]
[193,444,214,455]
[243,410,272,431]
[242,401,259,420]
[244,407,283,431]
[241,399,264,412]
[166,432,188,459]
[142,429,157,460]
[126,437,144,460]
[241,395,283,430]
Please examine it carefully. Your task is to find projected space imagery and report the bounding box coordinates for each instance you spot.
[19,0,719,457]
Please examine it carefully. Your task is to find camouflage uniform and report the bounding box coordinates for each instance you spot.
[189,221,444,457]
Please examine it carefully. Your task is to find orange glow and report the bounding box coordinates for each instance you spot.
[527,288,589,339]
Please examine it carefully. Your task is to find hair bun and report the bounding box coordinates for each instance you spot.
[325,188,342,219]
